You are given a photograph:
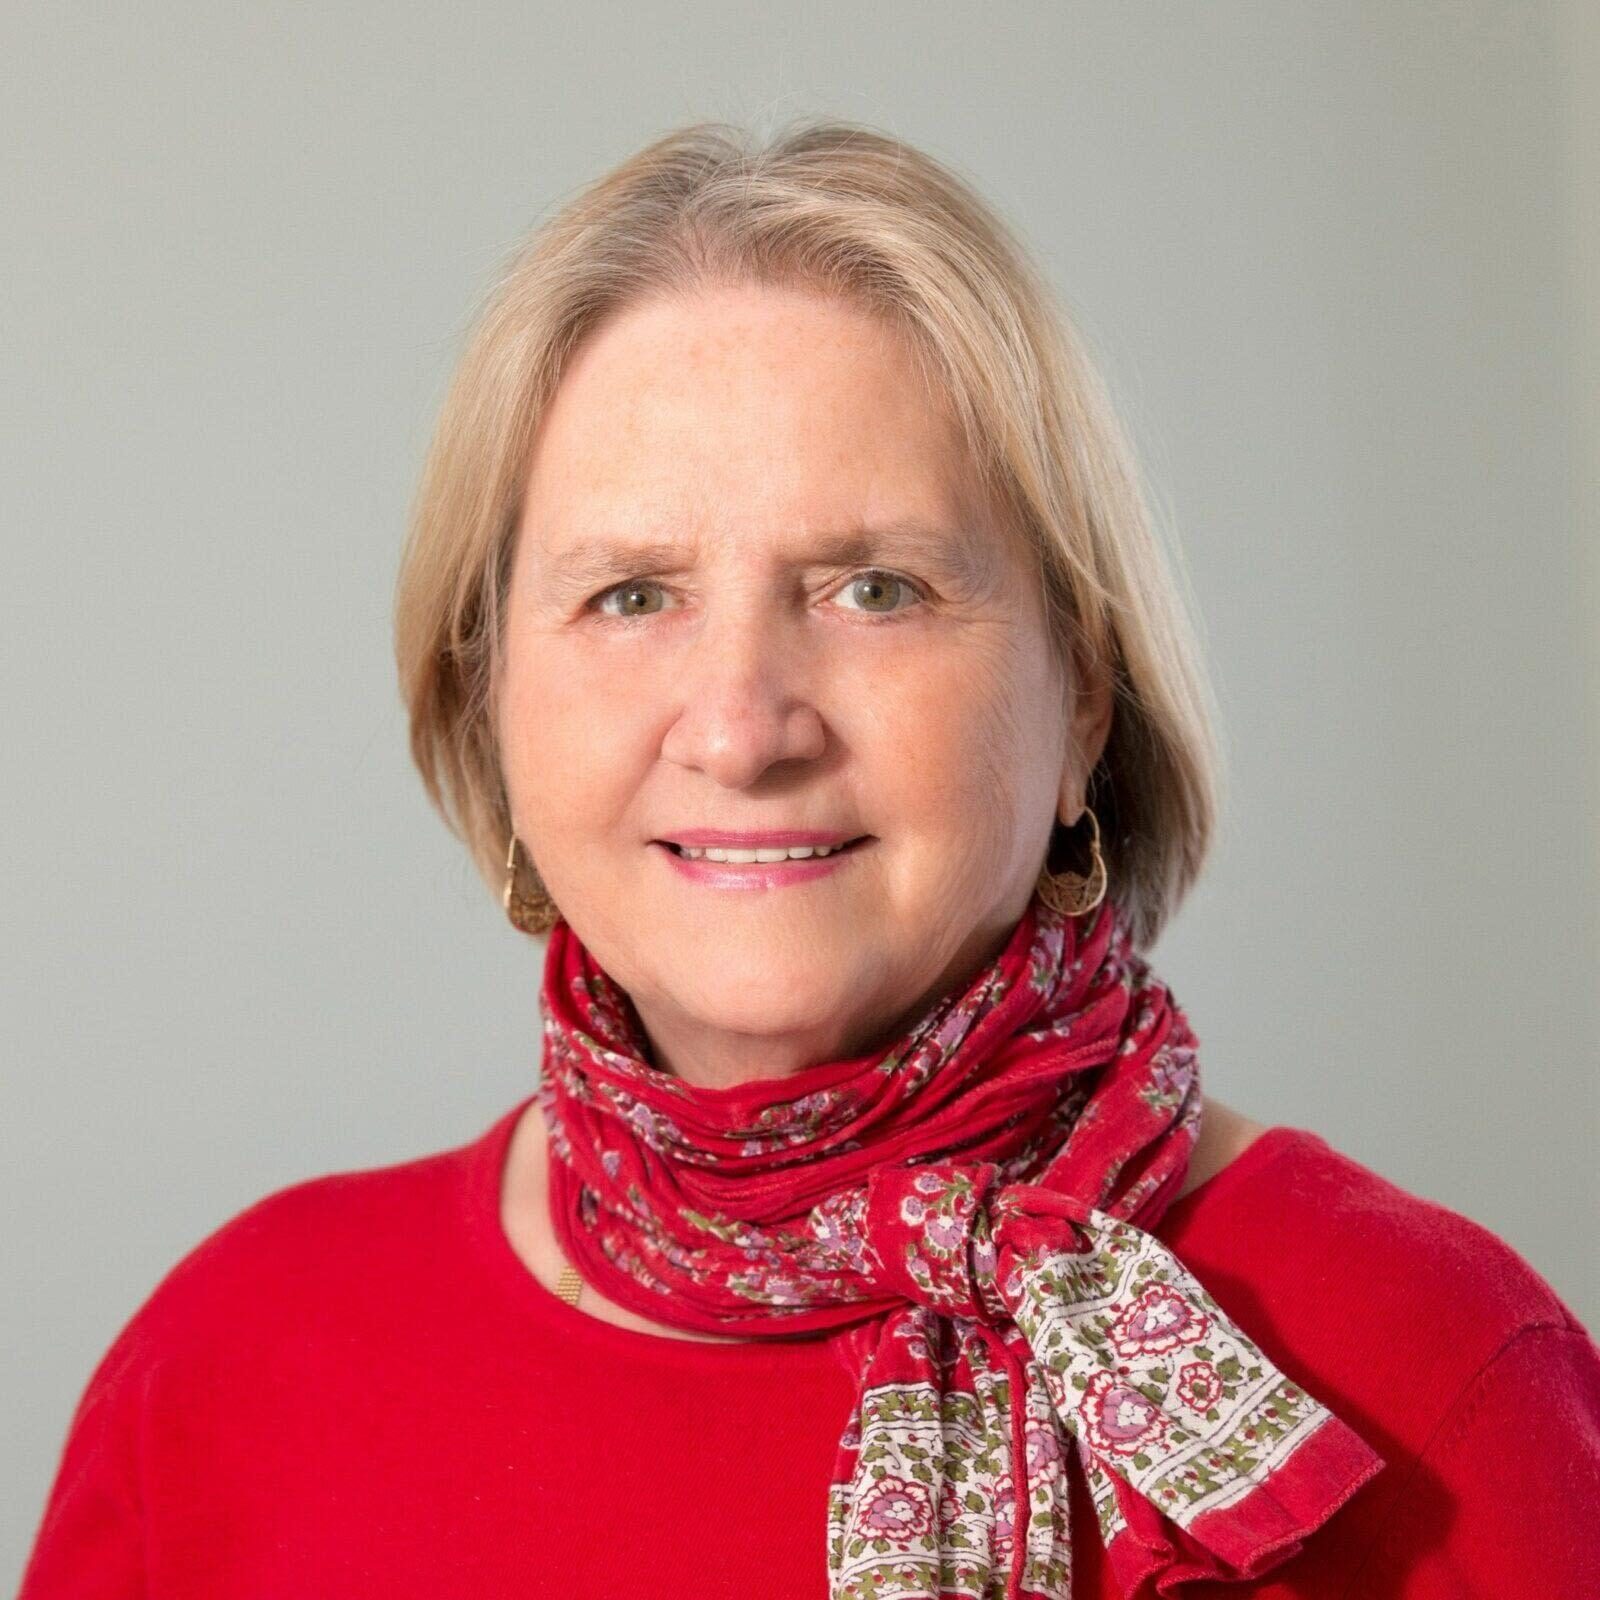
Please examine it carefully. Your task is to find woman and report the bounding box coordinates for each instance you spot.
[20,121,1599,1600]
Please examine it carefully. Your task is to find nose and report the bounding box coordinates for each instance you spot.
[657,597,827,789]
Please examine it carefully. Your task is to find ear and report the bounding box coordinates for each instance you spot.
[1057,644,1115,822]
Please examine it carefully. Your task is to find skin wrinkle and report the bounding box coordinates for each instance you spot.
[496,280,1113,1092]
[539,522,1003,612]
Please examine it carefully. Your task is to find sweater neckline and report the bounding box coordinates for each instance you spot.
[460,1088,1312,1367]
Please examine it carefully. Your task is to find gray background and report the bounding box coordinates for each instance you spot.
[5,2,1597,1583]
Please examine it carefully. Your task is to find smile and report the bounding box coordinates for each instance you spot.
[652,836,873,888]
[670,838,865,861]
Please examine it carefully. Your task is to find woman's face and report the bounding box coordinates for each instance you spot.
[498,281,1111,1088]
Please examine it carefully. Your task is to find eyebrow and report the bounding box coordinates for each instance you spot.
[539,520,997,598]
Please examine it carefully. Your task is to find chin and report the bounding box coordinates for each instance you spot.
[676,958,854,1025]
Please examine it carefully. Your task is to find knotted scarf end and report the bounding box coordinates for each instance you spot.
[1105,1413,1387,1597]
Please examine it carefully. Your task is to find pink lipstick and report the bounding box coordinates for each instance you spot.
[651,835,872,890]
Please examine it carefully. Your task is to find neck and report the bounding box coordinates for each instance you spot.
[636,1001,910,1090]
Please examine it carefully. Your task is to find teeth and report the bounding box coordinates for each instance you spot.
[677,842,848,862]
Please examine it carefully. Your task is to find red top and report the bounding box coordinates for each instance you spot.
[19,1095,1600,1599]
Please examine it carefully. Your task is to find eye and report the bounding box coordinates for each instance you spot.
[586,568,926,622]
[591,580,673,619]
[830,569,926,618]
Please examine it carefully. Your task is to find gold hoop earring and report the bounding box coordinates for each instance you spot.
[1035,805,1108,918]
[503,832,562,936]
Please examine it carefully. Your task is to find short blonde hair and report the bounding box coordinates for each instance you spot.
[394,119,1223,949]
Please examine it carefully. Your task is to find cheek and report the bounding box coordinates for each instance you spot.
[496,651,591,821]
[859,635,1036,830]
[498,640,656,846]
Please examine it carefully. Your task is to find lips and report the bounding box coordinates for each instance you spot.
[656,829,868,850]
[652,835,873,887]
[659,836,871,858]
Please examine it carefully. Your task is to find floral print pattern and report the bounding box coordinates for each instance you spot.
[1176,1360,1224,1412]
[857,1474,935,1540]
[1080,1368,1168,1456]
[537,892,1386,1599]
[1107,1282,1209,1357]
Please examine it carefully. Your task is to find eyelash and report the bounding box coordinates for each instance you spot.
[585,568,928,625]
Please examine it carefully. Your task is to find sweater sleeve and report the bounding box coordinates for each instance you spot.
[16,1322,149,1600]
[1355,1317,1600,1598]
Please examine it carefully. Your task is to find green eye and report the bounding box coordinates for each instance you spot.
[838,566,928,608]
[596,581,668,617]
[589,568,924,622]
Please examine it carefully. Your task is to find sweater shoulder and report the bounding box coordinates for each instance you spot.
[105,1121,491,1369]
[1169,1126,1588,1385]
[1346,1317,1600,1591]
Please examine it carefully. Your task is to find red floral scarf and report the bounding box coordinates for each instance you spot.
[536,892,1385,1599]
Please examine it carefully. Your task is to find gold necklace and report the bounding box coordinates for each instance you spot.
[555,1262,583,1307]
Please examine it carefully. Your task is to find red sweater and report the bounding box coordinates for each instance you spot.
[19,1095,1600,1599]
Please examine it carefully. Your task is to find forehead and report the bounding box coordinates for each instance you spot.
[519,283,987,545]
